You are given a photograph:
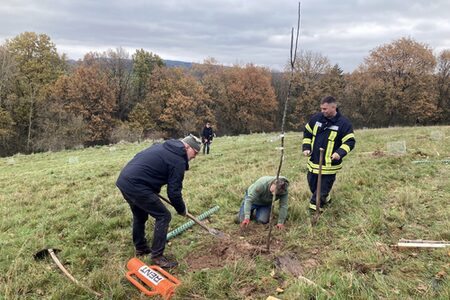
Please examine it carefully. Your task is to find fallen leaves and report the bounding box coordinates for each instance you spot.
[416,283,428,293]
[435,270,446,280]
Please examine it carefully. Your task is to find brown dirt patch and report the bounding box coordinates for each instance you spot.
[372,150,385,157]
[343,261,391,275]
[185,224,284,270]
[413,150,428,158]
[274,254,320,277]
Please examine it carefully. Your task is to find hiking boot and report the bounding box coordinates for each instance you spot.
[135,246,151,256]
[151,255,178,269]
[308,203,324,214]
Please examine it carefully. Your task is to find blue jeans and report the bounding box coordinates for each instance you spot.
[238,193,271,224]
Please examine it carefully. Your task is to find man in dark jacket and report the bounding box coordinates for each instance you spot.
[201,121,214,154]
[116,134,202,268]
[302,96,356,211]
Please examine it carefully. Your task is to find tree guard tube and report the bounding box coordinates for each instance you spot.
[166,206,220,240]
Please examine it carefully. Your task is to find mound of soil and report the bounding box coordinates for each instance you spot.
[184,224,321,277]
[185,224,284,270]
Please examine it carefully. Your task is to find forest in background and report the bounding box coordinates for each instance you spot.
[0,32,449,157]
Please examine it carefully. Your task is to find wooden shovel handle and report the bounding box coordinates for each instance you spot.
[48,249,102,297]
[156,194,217,234]
[49,249,78,283]
[185,212,213,232]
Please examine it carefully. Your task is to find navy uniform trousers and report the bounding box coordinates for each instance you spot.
[307,172,336,210]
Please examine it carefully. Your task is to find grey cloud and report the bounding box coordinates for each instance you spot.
[1,0,449,71]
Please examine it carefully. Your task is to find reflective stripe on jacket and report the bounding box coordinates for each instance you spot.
[302,111,355,174]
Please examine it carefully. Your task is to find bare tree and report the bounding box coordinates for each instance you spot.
[437,50,450,121]
[104,47,133,120]
[289,51,333,128]
[0,46,17,105]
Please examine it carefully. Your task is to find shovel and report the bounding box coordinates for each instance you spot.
[156,194,225,238]
[34,248,102,298]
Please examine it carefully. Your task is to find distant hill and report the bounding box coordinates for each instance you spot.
[67,58,193,69]
[163,59,193,68]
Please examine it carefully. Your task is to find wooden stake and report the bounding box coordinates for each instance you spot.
[298,275,332,297]
[312,148,324,226]
[397,239,450,248]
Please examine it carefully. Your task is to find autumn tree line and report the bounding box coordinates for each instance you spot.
[0,32,449,157]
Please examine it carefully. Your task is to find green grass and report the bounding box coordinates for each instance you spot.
[1,126,449,299]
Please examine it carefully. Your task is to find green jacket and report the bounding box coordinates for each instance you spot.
[243,176,289,224]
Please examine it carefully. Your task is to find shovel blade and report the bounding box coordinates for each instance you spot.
[209,228,226,238]
[34,248,61,260]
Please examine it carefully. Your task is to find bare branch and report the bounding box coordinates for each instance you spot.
[266,2,301,251]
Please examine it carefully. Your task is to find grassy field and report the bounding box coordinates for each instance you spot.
[1,126,449,299]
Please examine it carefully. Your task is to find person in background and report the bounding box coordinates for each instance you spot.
[302,96,356,212]
[116,134,202,268]
[201,121,214,154]
[237,176,289,229]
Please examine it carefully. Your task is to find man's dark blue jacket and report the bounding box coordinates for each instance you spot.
[302,110,355,175]
[202,127,214,142]
[116,140,188,214]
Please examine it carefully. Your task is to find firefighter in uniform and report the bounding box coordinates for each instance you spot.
[302,96,356,211]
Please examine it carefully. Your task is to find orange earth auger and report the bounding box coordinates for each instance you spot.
[126,257,181,300]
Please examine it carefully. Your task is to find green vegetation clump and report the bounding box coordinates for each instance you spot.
[1,126,449,299]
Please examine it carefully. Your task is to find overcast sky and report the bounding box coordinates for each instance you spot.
[1,0,449,72]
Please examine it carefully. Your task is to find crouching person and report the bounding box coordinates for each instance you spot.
[238,176,289,229]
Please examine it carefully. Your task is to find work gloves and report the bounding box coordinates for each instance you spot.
[241,218,285,230]
[240,218,250,228]
[276,224,285,230]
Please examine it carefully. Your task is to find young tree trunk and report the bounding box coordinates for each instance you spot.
[26,92,35,152]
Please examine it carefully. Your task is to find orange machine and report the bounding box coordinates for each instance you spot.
[126,258,181,299]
